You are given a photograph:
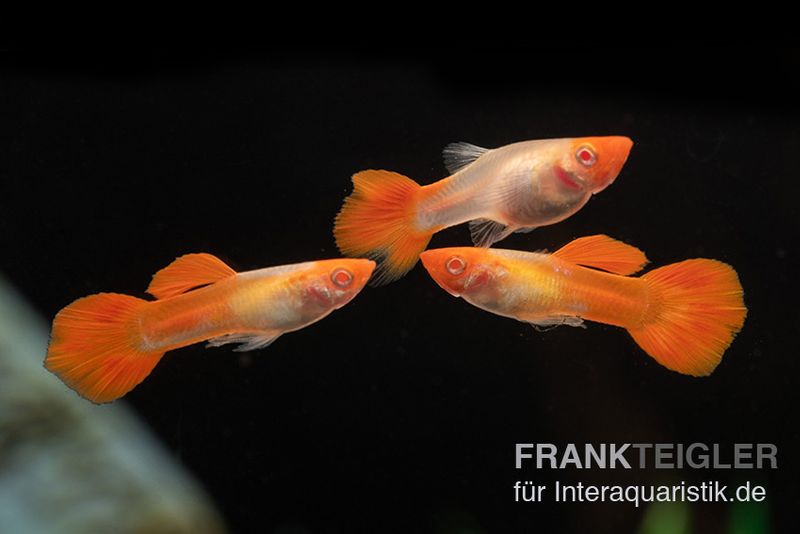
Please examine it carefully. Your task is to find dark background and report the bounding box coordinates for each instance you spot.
[1,46,798,533]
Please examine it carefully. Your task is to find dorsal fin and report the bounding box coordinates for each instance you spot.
[147,253,237,299]
[552,235,649,275]
[442,141,490,174]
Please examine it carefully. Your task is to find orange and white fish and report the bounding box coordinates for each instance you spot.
[335,136,633,285]
[45,254,375,403]
[420,235,746,376]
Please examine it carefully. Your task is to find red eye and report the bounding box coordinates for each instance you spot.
[331,268,353,288]
[576,145,597,167]
[445,256,466,275]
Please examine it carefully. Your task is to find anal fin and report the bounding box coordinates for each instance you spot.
[207,331,282,352]
[526,316,585,331]
[469,218,515,248]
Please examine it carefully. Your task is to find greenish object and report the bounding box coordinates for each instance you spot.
[638,501,691,534]
[0,275,226,534]
[730,501,769,534]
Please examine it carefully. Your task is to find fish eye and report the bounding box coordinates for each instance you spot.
[575,145,597,167]
[331,268,353,288]
[445,256,466,275]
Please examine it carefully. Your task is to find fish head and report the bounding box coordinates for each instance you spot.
[557,136,633,194]
[420,247,505,299]
[301,258,376,309]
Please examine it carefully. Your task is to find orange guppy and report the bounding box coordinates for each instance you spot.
[335,137,633,284]
[420,235,747,376]
[44,135,749,405]
[45,254,375,403]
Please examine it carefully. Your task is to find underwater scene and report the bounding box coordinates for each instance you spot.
[1,46,797,533]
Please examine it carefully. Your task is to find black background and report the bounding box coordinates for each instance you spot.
[1,46,798,533]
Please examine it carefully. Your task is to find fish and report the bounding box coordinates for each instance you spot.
[44,254,376,403]
[334,136,633,285]
[419,235,747,376]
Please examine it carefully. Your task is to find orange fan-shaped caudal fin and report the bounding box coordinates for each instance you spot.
[45,293,165,403]
[334,170,433,285]
[627,259,747,376]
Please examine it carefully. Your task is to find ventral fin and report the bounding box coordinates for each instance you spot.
[552,235,649,275]
[148,253,237,300]
[527,316,585,331]
[469,218,514,248]
[207,331,282,352]
[442,141,490,174]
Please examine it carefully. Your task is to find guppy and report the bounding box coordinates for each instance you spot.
[335,136,633,284]
[420,235,746,376]
[45,254,375,403]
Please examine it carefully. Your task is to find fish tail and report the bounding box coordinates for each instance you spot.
[45,293,165,403]
[627,259,747,376]
[334,170,433,285]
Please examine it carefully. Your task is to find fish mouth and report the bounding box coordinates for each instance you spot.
[591,136,633,193]
[592,176,615,194]
[352,259,377,290]
[437,283,462,298]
